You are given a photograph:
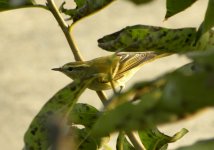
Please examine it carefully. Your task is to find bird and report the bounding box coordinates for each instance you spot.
[52,52,167,91]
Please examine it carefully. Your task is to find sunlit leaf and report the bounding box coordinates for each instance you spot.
[24,79,94,150]
[165,0,197,19]
[197,0,214,42]
[116,132,135,150]
[0,0,36,12]
[91,50,214,138]
[98,25,211,53]
[138,127,188,150]
[60,0,114,22]
[176,139,214,150]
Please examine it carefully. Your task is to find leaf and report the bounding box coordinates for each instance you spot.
[196,0,214,42]
[165,0,198,19]
[187,48,214,68]
[68,103,99,128]
[126,0,155,5]
[60,0,114,22]
[91,50,214,138]
[0,0,36,12]
[57,127,98,150]
[202,30,214,50]
[24,79,94,150]
[176,139,214,150]
[116,132,135,150]
[138,127,188,150]
[98,25,211,53]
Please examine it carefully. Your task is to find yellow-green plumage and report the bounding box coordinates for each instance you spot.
[53,52,167,90]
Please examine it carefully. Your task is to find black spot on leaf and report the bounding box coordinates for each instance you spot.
[68,67,73,71]
[70,86,77,91]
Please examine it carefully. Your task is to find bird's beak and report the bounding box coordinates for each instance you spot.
[51,67,62,71]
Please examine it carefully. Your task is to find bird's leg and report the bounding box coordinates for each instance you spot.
[110,80,117,94]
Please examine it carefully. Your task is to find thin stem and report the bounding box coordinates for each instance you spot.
[46,1,144,149]
[126,132,145,150]
[97,91,145,150]
[96,91,108,105]
[46,0,83,61]
[33,4,49,10]
[46,0,108,105]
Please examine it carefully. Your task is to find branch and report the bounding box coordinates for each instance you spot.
[97,91,145,150]
[96,91,108,105]
[46,1,144,149]
[46,0,83,61]
[126,132,145,150]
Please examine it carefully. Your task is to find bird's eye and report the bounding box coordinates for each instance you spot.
[67,67,73,71]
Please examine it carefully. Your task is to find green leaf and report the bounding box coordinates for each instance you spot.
[68,103,99,128]
[68,127,97,150]
[116,132,135,150]
[197,0,214,42]
[60,0,114,22]
[98,25,211,53]
[126,0,154,5]
[138,127,188,150]
[53,126,99,150]
[187,48,214,68]
[165,0,197,19]
[24,79,94,150]
[91,50,214,138]
[0,0,36,12]
[176,139,214,150]
[203,30,214,50]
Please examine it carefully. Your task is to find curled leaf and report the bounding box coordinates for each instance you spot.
[60,0,114,22]
[138,127,188,150]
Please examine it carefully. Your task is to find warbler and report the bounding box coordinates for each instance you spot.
[52,52,167,91]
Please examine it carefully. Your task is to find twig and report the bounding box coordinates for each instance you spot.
[46,0,111,105]
[46,0,83,61]
[46,1,145,149]
[96,91,108,105]
[126,132,145,150]
[97,91,145,150]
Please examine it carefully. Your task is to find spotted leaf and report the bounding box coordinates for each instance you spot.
[0,0,36,12]
[60,0,114,22]
[98,25,211,53]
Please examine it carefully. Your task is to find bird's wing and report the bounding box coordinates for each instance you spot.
[113,52,158,80]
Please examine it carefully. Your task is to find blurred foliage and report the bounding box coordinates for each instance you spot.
[91,49,214,137]
[24,79,101,150]
[176,139,214,150]
[0,0,213,149]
